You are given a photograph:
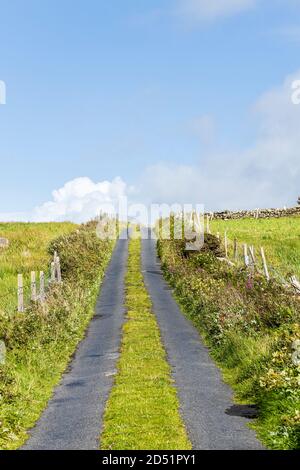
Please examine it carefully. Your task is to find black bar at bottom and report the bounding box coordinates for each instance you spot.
[0,450,298,467]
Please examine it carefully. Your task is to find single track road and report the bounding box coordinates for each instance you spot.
[141,234,264,450]
[23,238,128,450]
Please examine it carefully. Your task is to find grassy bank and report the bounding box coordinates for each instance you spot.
[0,222,76,315]
[210,216,300,279]
[101,235,191,450]
[0,222,114,449]
[158,232,300,450]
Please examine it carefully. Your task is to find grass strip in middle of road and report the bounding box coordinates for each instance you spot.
[100,235,191,450]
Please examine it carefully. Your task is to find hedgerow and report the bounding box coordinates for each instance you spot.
[158,234,300,449]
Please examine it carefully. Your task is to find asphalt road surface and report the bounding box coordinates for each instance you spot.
[141,234,264,450]
[23,232,264,450]
[23,238,128,450]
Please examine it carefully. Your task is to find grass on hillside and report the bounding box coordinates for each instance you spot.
[0,223,114,449]
[210,216,300,279]
[101,235,191,450]
[0,222,76,315]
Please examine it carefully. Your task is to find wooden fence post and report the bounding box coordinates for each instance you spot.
[260,247,270,281]
[31,271,37,301]
[206,215,211,234]
[17,274,24,313]
[51,261,56,282]
[234,239,238,261]
[249,246,256,264]
[224,231,228,258]
[243,244,249,267]
[56,257,62,283]
[40,271,45,302]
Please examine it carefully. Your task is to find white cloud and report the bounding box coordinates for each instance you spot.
[176,0,256,22]
[0,177,129,223]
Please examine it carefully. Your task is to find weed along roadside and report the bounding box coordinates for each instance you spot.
[0,222,115,450]
[100,232,191,451]
[157,222,300,450]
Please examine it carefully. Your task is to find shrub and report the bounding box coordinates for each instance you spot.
[158,235,300,449]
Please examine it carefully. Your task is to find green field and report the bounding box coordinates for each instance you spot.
[0,223,76,315]
[210,216,300,279]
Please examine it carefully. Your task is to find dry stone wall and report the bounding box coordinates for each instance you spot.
[206,206,300,220]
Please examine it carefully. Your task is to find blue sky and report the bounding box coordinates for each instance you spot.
[1,0,300,220]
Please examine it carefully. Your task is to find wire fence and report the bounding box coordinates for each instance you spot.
[0,251,62,315]
[205,214,300,295]
[157,212,300,295]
